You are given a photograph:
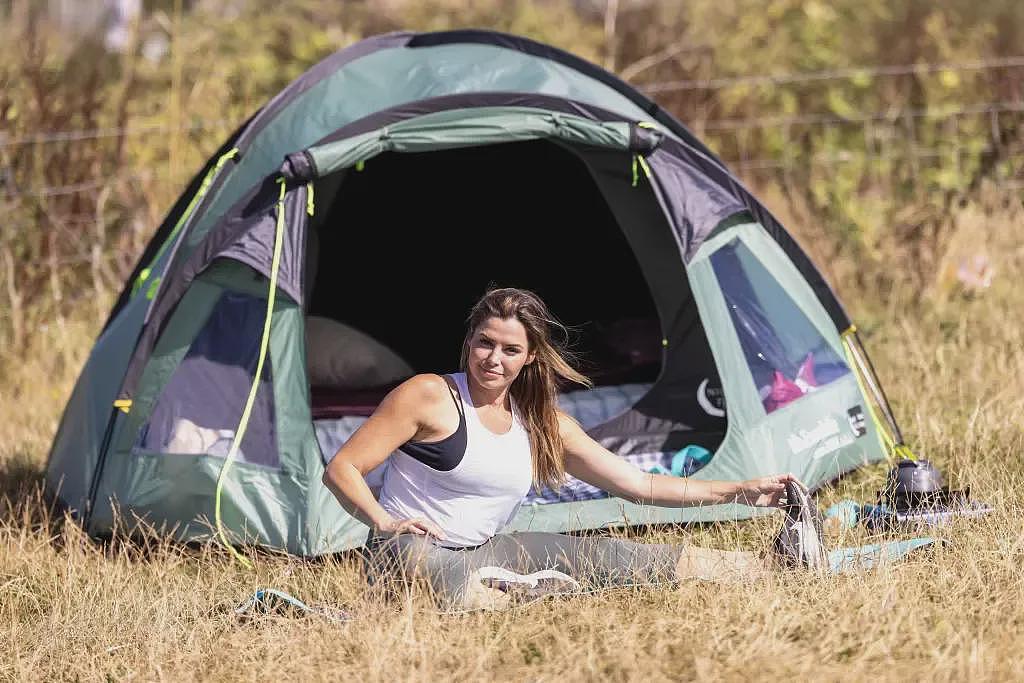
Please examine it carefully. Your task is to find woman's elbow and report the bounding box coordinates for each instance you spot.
[322,458,348,490]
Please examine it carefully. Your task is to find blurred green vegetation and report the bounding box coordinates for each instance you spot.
[0,0,1021,350]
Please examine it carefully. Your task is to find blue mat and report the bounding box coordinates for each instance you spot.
[829,537,941,573]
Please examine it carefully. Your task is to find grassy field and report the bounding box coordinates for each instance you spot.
[1,194,1022,681]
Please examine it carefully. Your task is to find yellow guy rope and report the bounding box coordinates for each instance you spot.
[214,176,288,567]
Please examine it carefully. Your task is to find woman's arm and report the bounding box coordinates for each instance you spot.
[321,374,448,539]
[559,413,794,508]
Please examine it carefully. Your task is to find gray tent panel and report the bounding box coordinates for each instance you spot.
[216,183,310,307]
[645,145,746,262]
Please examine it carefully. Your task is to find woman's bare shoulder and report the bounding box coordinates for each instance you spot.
[380,373,454,414]
[375,374,459,441]
[555,408,585,439]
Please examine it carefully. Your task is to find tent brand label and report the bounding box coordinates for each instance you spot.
[787,416,839,453]
[810,432,855,459]
[847,405,867,437]
[787,416,855,459]
[697,378,726,417]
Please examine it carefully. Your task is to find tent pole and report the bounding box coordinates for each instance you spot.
[843,328,906,447]
[82,406,120,534]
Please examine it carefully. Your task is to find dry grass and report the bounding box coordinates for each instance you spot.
[1,197,1023,681]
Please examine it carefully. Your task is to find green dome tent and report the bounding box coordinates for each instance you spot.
[46,30,907,556]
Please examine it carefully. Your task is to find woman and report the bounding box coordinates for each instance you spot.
[323,287,805,610]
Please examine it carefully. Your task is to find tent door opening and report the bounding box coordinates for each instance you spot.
[303,137,728,463]
[305,139,663,390]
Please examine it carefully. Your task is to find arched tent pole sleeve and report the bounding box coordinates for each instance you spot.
[102,106,254,334]
[130,148,240,299]
[301,108,635,178]
[214,176,288,566]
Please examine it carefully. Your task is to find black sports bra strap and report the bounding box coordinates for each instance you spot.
[443,374,464,418]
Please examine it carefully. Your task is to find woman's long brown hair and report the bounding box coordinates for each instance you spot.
[460,287,592,490]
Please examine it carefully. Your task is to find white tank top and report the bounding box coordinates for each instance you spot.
[377,373,534,547]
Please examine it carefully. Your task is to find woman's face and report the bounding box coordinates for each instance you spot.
[466,316,536,392]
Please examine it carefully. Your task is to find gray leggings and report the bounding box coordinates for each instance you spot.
[364,531,684,609]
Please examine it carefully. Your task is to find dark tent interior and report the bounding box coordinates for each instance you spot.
[306,139,669,391]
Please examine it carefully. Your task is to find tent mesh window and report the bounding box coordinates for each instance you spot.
[709,238,849,414]
[134,292,279,467]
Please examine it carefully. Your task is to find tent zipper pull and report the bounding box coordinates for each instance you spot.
[306,181,315,216]
[631,154,651,187]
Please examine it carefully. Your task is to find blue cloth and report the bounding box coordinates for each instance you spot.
[828,538,940,573]
[824,500,862,529]
[648,445,712,477]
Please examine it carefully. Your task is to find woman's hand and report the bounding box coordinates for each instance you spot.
[734,473,799,508]
[378,516,447,541]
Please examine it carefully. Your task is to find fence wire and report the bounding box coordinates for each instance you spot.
[4,172,185,200]
[698,102,1024,133]
[0,119,232,149]
[635,55,1024,93]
